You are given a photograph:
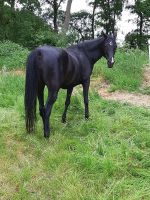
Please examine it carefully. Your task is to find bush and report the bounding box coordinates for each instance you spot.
[0,40,29,70]
[34,30,76,48]
[34,30,58,47]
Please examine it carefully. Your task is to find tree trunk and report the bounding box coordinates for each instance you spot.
[138,12,143,49]
[9,0,16,9]
[104,0,110,34]
[0,0,4,32]
[63,0,73,32]
[53,0,58,33]
[11,0,15,8]
[91,0,96,38]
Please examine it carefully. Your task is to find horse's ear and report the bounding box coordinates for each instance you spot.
[101,30,107,38]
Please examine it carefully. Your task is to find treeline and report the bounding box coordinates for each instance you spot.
[0,0,150,49]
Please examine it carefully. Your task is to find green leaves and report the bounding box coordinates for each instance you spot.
[126,0,150,49]
[0,41,29,69]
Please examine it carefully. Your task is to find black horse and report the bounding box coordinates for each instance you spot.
[25,32,117,138]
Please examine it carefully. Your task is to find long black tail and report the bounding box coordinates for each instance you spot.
[25,50,38,132]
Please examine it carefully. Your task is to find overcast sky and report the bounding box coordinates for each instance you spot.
[62,0,137,44]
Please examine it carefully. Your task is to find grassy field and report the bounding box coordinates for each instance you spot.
[93,48,148,92]
[0,49,150,200]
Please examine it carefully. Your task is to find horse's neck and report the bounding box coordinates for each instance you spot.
[79,37,105,65]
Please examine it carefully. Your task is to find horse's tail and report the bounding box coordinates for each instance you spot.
[25,50,38,133]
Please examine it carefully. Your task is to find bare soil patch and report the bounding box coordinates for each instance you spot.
[141,65,150,88]
[98,67,150,108]
[0,69,25,76]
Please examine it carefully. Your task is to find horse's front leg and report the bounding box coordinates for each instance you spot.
[44,89,58,138]
[82,79,90,119]
[62,87,73,123]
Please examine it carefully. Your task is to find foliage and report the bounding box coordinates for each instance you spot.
[34,30,76,47]
[88,0,125,34]
[125,31,150,50]
[56,32,77,47]
[70,11,93,41]
[0,41,29,69]
[42,0,66,32]
[34,30,59,47]
[0,35,76,71]
[126,0,150,49]
[0,4,50,48]
[0,0,150,50]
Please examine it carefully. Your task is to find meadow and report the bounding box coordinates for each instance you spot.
[0,47,150,200]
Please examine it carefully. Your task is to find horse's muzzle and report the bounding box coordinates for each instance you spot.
[107,60,115,68]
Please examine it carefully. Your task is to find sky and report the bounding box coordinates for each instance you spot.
[62,0,137,44]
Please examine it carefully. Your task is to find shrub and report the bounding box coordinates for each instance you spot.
[0,40,29,70]
[34,30,76,48]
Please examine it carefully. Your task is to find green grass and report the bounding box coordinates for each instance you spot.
[93,48,148,92]
[0,74,150,199]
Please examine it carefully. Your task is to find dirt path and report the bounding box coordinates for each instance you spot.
[98,67,150,108]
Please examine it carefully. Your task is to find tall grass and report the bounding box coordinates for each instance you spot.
[0,74,150,199]
[93,48,148,91]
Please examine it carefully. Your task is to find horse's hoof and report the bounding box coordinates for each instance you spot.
[85,116,89,120]
[44,135,49,140]
[62,118,66,123]
[44,132,50,139]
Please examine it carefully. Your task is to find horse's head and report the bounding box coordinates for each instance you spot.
[102,32,117,68]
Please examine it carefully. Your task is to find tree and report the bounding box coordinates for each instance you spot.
[0,2,51,48]
[63,0,73,32]
[5,0,16,8]
[70,11,92,41]
[126,0,150,49]
[19,0,41,13]
[88,0,99,38]
[44,0,66,32]
[96,0,125,34]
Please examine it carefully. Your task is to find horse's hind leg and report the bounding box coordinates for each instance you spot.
[38,82,45,124]
[82,79,90,119]
[44,89,58,138]
[62,87,73,123]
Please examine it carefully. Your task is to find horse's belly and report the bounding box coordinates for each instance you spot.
[61,81,81,89]
[61,74,82,89]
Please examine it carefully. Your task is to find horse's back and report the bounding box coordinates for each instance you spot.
[31,45,91,89]
[36,46,82,89]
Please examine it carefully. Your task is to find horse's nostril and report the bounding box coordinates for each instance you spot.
[110,60,115,65]
[108,60,114,65]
